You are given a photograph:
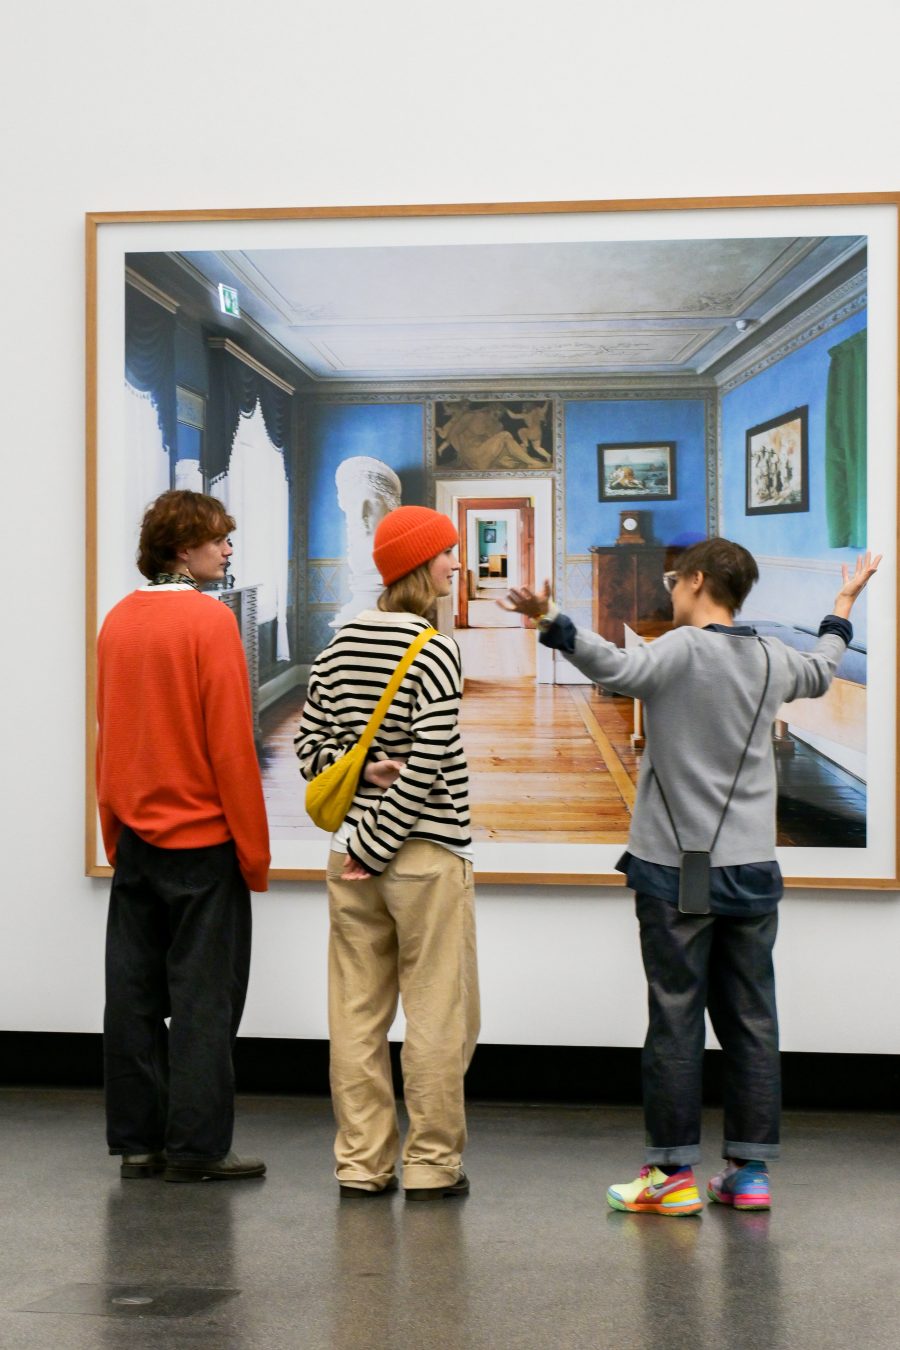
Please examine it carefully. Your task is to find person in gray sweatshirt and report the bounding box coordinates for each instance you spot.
[500,537,879,1217]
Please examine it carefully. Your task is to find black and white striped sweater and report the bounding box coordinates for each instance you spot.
[295,610,471,873]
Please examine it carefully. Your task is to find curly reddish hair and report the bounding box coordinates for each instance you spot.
[137,490,236,580]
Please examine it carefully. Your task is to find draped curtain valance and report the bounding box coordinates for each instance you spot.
[207,340,293,482]
[125,283,177,453]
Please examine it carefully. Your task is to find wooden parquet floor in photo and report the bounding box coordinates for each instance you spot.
[460,680,637,841]
[259,680,641,842]
[259,678,866,846]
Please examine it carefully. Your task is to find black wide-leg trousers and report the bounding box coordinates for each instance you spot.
[104,826,251,1161]
[636,893,781,1167]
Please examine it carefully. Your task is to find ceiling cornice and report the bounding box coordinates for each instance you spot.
[714,270,867,392]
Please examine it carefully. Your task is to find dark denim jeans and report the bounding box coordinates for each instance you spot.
[104,827,251,1161]
[636,893,780,1167]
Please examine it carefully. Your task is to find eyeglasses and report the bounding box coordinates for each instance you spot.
[662,571,679,595]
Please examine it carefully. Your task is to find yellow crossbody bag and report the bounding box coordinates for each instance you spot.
[305,626,436,832]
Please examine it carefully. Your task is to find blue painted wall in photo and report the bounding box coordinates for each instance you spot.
[307,402,425,557]
[720,309,867,561]
[563,398,708,552]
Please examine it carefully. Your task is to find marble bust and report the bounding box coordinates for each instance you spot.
[330,456,402,627]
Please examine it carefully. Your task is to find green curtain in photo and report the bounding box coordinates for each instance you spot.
[825,329,867,548]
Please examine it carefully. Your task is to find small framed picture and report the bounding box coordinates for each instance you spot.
[745,406,809,515]
[483,526,497,543]
[598,442,676,501]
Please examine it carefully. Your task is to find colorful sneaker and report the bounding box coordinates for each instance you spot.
[607,1165,703,1216]
[707,1160,771,1211]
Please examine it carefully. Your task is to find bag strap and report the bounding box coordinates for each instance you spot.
[356,626,437,756]
[648,638,772,855]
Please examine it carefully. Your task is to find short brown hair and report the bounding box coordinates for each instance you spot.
[377,561,437,618]
[674,537,759,614]
[137,490,236,580]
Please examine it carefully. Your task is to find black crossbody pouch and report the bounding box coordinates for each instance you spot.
[678,851,713,914]
[647,640,771,916]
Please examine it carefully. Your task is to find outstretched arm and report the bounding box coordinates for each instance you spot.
[498,579,682,699]
[783,551,882,703]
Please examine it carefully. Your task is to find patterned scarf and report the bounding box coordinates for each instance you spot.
[150,572,199,590]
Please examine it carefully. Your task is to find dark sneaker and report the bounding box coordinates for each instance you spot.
[707,1161,771,1211]
[120,1151,167,1179]
[405,1171,470,1202]
[164,1151,266,1183]
[339,1176,399,1198]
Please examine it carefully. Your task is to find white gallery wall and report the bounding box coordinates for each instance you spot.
[1,0,899,1054]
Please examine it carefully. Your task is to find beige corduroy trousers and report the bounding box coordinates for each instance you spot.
[326,840,480,1192]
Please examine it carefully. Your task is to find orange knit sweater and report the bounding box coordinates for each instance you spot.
[96,588,270,891]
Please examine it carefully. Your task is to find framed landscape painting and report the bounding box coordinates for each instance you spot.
[598,441,676,501]
[87,193,899,886]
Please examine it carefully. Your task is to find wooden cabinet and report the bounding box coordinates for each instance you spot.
[589,545,683,645]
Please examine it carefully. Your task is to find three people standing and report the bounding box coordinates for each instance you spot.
[97,488,876,1217]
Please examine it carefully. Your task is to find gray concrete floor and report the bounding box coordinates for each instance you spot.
[0,1088,897,1350]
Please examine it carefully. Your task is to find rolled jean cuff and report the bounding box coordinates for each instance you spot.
[723,1139,780,1161]
[644,1143,701,1167]
[403,1162,463,1189]
[334,1166,396,1189]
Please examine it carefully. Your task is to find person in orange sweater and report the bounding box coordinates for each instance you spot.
[96,490,270,1182]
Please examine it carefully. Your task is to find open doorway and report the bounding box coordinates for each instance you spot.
[457,496,534,629]
[435,477,554,683]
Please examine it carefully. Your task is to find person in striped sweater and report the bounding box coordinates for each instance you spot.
[296,506,479,1201]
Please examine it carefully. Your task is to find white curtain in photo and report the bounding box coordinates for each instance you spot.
[217,400,290,661]
[124,379,170,581]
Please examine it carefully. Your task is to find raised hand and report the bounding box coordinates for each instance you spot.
[497,578,553,621]
[833,551,882,617]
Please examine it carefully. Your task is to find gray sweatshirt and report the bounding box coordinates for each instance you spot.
[558,623,847,867]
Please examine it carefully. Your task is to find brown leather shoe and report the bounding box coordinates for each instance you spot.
[163,1151,266,1183]
[405,1171,470,1202]
[120,1151,167,1179]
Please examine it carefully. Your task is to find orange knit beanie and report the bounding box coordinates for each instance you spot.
[373,506,459,585]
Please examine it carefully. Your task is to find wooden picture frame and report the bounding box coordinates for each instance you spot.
[86,192,900,888]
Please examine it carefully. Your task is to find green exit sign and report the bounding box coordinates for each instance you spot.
[218,284,240,317]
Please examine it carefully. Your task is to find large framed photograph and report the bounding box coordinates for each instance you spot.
[746,406,809,515]
[598,441,676,501]
[86,194,899,887]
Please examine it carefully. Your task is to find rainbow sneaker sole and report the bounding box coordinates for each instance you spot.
[607,1165,703,1216]
[707,1162,771,1211]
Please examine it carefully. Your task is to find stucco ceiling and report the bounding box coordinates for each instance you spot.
[178,235,864,382]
